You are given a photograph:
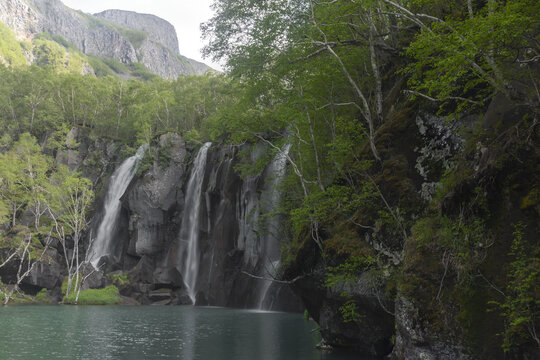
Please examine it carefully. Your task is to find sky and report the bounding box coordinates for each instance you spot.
[61,0,221,70]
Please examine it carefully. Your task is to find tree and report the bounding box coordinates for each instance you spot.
[385,0,540,113]
[0,133,55,304]
[49,167,94,303]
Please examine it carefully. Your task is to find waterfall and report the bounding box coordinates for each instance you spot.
[88,145,148,269]
[257,144,291,309]
[178,142,212,304]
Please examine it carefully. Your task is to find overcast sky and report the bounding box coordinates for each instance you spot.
[61,0,221,70]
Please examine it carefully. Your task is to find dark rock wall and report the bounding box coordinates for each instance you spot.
[85,137,302,310]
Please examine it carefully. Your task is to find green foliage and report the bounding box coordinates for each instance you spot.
[326,256,377,288]
[157,140,173,168]
[492,223,540,352]
[413,212,489,286]
[339,300,364,323]
[403,0,540,112]
[35,288,51,303]
[128,62,157,81]
[325,256,377,324]
[521,187,540,210]
[109,273,129,286]
[63,285,122,305]
[0,63,233,145]
[290,182,376,239]
[87,56,114,77]
[102,57,129,74]
[0,23,27,67]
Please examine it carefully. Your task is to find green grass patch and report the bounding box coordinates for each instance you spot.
[63,285,122,305]
[115,28,147,49]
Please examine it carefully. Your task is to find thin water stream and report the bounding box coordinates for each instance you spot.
[88,145,148,268]
[178,142,212,303]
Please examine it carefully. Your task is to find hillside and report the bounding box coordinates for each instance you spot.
[0,0,212,78]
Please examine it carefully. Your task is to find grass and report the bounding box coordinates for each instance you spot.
[63,285,123,305]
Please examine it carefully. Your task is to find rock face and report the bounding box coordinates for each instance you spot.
[0,0,212,77]
[88,138,301,310]
[126,133,187,260]
[95,10,180,55]
[0,0,39,38]
[391,297,473,360]
[284,239,395,358]
[27,0,138,63]
[95,9,212,79]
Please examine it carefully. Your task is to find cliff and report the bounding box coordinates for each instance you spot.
[0,0,212,77]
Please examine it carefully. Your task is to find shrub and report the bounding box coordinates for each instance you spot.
[35,288,51,303]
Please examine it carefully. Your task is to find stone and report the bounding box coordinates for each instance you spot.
[79,262,105,290]
[149,288,172,302]
[22,258,62,289]
[391,296,474,360]
[128,256,154,284]
[153,267,184,289]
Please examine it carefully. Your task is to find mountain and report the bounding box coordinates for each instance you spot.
[0,0,212,78]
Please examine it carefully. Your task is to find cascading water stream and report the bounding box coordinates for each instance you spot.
[257,144,291,310]
[178,142,212,304]
[88,144,148,269]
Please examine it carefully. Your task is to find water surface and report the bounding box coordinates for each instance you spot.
[0,305,361,360]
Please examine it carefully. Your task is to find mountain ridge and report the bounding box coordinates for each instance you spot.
[0,0,212,78]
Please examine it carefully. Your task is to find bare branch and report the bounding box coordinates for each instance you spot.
[403,90,484,105]
[241,271,305,285]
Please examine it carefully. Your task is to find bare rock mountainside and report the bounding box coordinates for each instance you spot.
[0,0,212,77]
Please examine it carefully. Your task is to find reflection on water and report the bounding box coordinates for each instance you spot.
[0,306,363,360]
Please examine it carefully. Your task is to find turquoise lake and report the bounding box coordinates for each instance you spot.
[0,305,364,359]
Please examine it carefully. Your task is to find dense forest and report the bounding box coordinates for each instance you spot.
[0,0,538,359]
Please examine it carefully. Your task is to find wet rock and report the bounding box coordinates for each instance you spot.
[149,288,173,302]
[153,267,184,289]
[195,291,208,306]
[173,288,192,305]
[128,256,154,284]
[80,262,105,290]
[151,298,171,306]
[127,133,187,258]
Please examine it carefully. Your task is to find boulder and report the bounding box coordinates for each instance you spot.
[22,258,62,289]
[79,262,105,290]
[128,256,154,284]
